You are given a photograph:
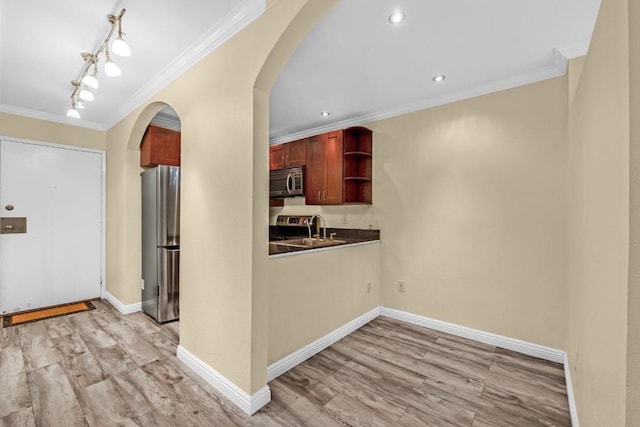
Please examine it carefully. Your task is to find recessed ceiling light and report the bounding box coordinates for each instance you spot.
[388,10,406,25]
[320,111,330,117]
[432,75,446,83]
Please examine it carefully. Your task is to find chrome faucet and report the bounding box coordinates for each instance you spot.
[311,214,327,241]
[304,218,313,242]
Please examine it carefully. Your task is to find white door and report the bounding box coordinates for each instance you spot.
[0,140,103,314]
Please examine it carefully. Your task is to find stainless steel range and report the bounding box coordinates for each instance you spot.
[275,215,315,227]
[271,215,316,241]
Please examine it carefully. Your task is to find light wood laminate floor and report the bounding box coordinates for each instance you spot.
[0,299,570,426]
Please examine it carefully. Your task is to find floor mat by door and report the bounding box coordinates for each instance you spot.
[2,300,96,327]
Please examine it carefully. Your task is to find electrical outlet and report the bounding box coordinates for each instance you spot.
[397,280,405,293]
[141,279,145,290]
[367,281,372,293]
[342,215,348,225]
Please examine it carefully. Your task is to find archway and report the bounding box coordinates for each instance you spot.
[127,101,180,150]
[131,102,182,339]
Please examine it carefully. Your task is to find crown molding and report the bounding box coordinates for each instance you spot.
[556,40,591,60]
[102,0,265,130]
[265,0,281,10]
[150,115,181,132]
[0,103,106,131]
[269,61,568,145]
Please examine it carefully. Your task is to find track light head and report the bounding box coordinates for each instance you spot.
[104,49,121,77]
[79,87,94,101]
[112,35,131,57]
[81,55,99,89]
[67,99,80,118]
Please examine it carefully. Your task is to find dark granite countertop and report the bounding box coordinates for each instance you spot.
[269,227,380,256]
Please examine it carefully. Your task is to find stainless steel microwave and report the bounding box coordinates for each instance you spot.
[270,166,304,198]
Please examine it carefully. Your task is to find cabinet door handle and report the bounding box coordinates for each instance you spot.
[281,156,285,165]
[323,190,327,200]
[317,190,321,200]
[285,155,289,165]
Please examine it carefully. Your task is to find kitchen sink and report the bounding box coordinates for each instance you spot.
[271,238,347,249]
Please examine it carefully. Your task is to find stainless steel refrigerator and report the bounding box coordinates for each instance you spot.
[141,165,180,323]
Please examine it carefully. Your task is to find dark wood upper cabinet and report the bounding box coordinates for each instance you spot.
[287,139,306,167]
[140,125,181,168]
[305,132,343,205]
[323,131,344,205]
[269,144,285,170]
[304,135,324,204]
[269,138,306,171]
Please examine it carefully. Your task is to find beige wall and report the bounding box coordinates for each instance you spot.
[567,0,630,424]
[368,78,568,350]
[268,243,380,363]
[0,112,106,150]
[628,0,640,424]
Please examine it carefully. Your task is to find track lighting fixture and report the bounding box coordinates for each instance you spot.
[66,8,131,119]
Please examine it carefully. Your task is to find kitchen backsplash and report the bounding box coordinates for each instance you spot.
[269,197,379,229]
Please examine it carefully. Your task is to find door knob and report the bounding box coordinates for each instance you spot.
[5,205,14,211]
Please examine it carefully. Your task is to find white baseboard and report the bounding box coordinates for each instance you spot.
[266,306,381,382]
[564,353,580,427]
[177,345,271,415]
[103,291,142,315]
[379,307,565,364]
[170,305,574,421]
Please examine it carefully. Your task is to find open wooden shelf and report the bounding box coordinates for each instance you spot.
[342,127,372,204]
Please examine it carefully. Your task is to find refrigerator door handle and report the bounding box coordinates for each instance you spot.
[158,248,180,322]
[157,166,181,247]
[169,249,180,318]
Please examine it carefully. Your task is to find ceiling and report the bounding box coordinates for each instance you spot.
[269,0,601,144]
[0,0,600,138]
